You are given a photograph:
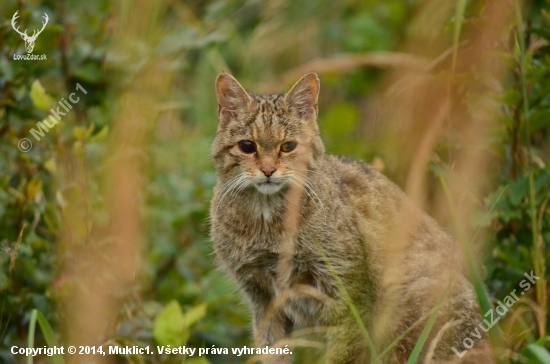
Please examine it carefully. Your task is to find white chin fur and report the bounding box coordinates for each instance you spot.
[255,182,284,195]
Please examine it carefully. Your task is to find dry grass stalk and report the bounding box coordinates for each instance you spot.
[259,52,432,92]
[9,224,25,275]
[59,1,173,362]
[424,320,462,364]
[379,0,516,359]
[254,0,519,360]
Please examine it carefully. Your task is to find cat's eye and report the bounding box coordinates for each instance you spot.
[280,142,297,153]
[238,140,257,154]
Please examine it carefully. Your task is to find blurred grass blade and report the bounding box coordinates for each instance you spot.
[27,310,37,364]
[374,305,439,362]
[405,281,450,364]
[372,187,504,364]
[439,176,492,315]
[312,238,379,362]
[439,175,505,363]
[523,343,550,364]
[452,0,468,72]
[34,310,65,364]
[405,311,439,364]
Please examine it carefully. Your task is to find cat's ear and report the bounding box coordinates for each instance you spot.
[284,72,319,120]
[215,73,252,125]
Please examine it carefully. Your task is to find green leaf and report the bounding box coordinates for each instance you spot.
[73,127,87,140]
[73,141,84,157]
[183,303,207,328]
[508,177,529,206]
[154,300,187,347]
[35,310,65,364]
[45,158,57,175]
[501,88,522,106]
[89,126,109,143]
[73,63,103,84]
[26,178,43,200]
[85,124,95,139]
[535,336,550,346]
[523,343,550,363]
[30,80,55,111]
[0,57,14,81]
[530,110,550,135]
[535,171,550,193]
[154,301,207,348]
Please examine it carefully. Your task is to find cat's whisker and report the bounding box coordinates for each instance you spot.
[291,173,327,223]
[212,176,241,213]
[213,183,239,220]
[231,177,252,199]
[216,174,242,196]
[227,182,244,201]
[213,175,245,219]
[215,175,243,203]
[298,176,327,221]
[291,174,316,200]
[289,180,316,210]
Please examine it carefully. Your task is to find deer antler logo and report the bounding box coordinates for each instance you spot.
[11,11,49,54]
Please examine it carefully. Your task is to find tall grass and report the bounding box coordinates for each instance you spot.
[58,0,173,359]
[27,310,64,364]
[255,0,523,362]
[514,0,547,339]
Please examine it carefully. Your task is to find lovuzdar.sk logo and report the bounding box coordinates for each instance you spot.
[11,10,49,61]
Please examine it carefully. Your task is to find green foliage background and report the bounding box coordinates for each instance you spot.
[1,0,550,363]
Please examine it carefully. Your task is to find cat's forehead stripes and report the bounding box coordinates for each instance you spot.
[251,122,287,151]
[227,94,288,150]
[247,94,286,126]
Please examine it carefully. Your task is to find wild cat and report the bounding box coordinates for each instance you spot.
[209,72,492,363]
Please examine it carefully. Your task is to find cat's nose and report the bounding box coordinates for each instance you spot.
[261,165,277,177]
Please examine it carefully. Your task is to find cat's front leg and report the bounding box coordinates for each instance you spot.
[252,307,293,364]
[241,281,293,363]
[325,317,368,364]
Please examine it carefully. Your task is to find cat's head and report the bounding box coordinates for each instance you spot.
[211,73,325,195]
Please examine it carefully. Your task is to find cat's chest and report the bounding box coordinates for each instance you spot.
[236,248,320,291]
[249,195,278,221]
[214,191,286,238]
[251,203,276,223]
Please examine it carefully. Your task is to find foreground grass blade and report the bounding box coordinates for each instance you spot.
[405,276,453,364]
[451,0,467,72]
[33,309,65,364]
[439,175,506,363]
[523,343,550,364]
[312,238,379,362]
[27,310,37,364]
[405,308,440,364]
